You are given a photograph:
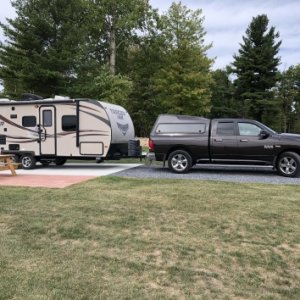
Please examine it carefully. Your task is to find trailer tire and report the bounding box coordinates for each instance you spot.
[21,154,36,169]
[168,150,192,173]
[55,158,67,166]
[40,160,51,166]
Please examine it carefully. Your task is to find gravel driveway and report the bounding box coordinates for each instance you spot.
[114,163,300,185]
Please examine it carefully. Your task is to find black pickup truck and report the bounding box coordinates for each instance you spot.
[148,115,300,177]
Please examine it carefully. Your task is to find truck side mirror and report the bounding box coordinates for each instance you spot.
[260,130,269,139]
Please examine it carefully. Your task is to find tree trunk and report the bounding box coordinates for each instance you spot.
[109,18,116,75]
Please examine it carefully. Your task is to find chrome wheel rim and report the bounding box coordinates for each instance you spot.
[279,157,297,175]
[22,157,32,168]
[171,154,188,171]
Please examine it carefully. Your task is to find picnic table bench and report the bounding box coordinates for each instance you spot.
[0,154,18,176]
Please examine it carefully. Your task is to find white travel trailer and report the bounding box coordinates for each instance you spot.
[0,96,139,168]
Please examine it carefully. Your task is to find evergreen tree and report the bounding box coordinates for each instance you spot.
[0,0,88,98]
[153,2,214,116]
[276,65,300,132]
[232,14,281,126]
[210,68,237,118]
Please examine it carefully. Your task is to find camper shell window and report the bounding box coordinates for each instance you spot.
[22,116,36,127]
[62,115,77,131]
[156,123,206,134]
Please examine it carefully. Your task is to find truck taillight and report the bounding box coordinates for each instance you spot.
[148,138,154,152]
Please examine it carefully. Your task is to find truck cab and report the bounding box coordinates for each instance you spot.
[210,119,277,164]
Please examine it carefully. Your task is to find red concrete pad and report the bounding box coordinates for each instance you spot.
[0,174,96,188]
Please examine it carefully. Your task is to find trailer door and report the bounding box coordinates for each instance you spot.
[39,106,56,155]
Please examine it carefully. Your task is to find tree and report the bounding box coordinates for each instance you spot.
[276,65,300,132]
[232,14,281,126]
[86,0,151,75]
[125,9,164,136]
[210,67,237,118]
[152,2,214,116]
[0,0,88,98]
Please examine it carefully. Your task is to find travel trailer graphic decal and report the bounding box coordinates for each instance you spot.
[117,122,129,136]
[0,114,109,143]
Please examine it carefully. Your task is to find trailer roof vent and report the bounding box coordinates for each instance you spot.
[54,95,70,100]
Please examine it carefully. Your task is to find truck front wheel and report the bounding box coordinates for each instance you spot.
[168,150,192,173]
[277,152,300,177]
[20,153,36,169]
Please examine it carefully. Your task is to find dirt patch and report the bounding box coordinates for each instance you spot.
[0,174,95,188]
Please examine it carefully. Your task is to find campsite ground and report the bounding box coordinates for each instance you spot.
[0,177,299,299]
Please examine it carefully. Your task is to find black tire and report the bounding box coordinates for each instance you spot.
[40,160,51,166]
[276,152,300,177]
[55,158,67,166]
[168,150,192,173]
[20,153,36,169]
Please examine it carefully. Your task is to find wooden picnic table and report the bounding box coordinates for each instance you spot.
[0,154,17,176]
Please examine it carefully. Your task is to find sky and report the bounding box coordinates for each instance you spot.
[0,0,299,71]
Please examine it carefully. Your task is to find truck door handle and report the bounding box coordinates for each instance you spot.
[214,138,223,142]
[240,139,248,142]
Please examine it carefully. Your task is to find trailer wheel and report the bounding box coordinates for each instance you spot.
[20,154,36,169]
[168,150,192,173]
[276,152,300,177]
[55,158,67,166]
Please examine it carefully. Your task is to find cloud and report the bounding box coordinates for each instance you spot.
[0,0,16,43]
[150,0,300,70]
[0,0,299,71]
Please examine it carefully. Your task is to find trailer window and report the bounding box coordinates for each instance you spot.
[22,116,36,127]
[43,110,52,127]
[62,115,77,131]
[156,123,206,134]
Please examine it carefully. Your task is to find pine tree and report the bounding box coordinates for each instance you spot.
[232,14,281,125]
[0,0,88,98]
[210,68,237,118]
[276,65,300,132]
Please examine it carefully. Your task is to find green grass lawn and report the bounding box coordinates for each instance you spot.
[0,177,299,299]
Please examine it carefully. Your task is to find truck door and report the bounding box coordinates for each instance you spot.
[210,121,238,161]
[39,106,56,155]
[236,121,275,163]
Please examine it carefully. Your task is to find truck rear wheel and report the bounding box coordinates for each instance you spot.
[168,150,192,173]
[20,153,36,169]
[277,152,300,177]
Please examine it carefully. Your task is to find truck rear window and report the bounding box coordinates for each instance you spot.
[156,123,206,134]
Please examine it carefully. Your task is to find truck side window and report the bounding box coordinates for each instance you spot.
[216,122,234,136]
[238,123,261,136]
